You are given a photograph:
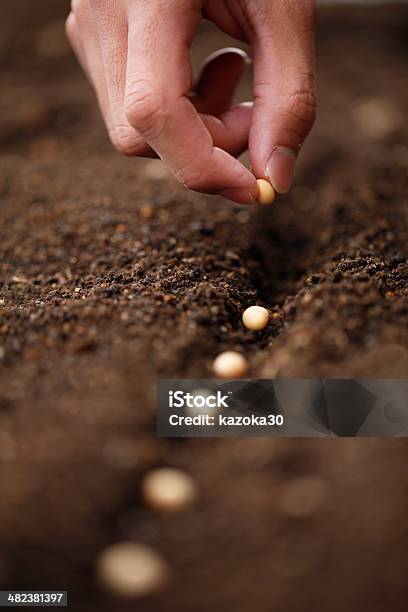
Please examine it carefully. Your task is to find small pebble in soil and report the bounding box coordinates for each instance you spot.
[141,467,197,512]
[242,305,270,331]
[96,542,169,598]
[213,351,248,378]
[256,179,276,205]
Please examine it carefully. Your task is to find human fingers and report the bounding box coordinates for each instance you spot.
[249,0,316,193]
[123,0,258,204]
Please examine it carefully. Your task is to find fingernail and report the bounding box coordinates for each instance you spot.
[266,146,297,194]
[219,189,255,205]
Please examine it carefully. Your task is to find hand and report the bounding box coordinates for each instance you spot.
[66,0,316,204]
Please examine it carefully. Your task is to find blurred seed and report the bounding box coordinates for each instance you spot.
[141,467,197,512]
[96,542,169,598]
[145,160,168,180]
[279,476,327,517]
[213,351,248,378]
[352,98,403,140]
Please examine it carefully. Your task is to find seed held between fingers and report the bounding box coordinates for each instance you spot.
[256,179,276,205]
[242,305,270,331]
[213,351,248,378]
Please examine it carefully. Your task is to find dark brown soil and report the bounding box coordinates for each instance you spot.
[1,2,408,611]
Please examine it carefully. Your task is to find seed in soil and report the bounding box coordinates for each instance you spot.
[278,476,327,517]
[242,305,270,331]
[144,159,168,180]
[213,351,248,378]
[141,467,197,512]
[96,542,169,598]
[256,179,276,205]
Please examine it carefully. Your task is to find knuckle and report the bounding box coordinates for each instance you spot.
[125,82,164,136]
[254,74,317,140]
[287,88,316,125]
[235,163,252,185]
[175,163,207,192]
[280,83,317,137]
[110,126,146,156]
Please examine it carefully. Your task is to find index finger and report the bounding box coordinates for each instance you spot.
[124,1,257,204]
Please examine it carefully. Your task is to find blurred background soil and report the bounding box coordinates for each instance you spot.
[0,1,408,610]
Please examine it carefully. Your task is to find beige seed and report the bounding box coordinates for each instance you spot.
[144,159,168,180]
[278,476,327,517]
[141,467,197,512]
[256,179,276,205]
[213,351,248,378]
[96,542,169,598]
[242,305,270,331]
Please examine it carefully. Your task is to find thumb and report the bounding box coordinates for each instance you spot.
[249,0,316,193]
